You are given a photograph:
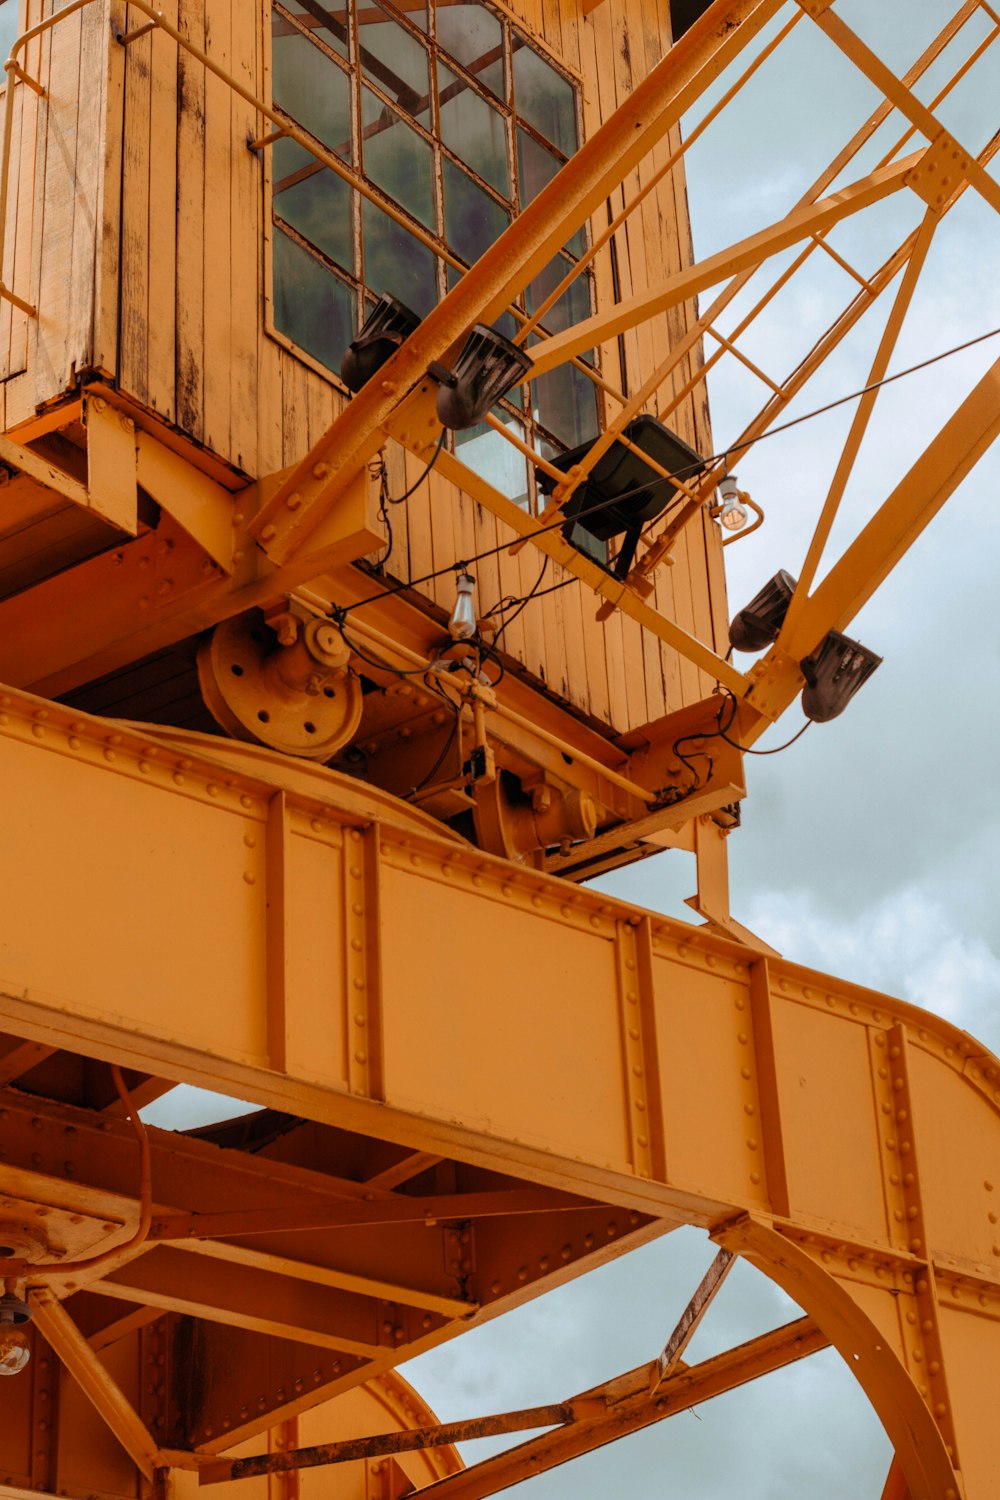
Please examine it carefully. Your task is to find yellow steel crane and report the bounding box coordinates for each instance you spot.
[0,1,997,1497]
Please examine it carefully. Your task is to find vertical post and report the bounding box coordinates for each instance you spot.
[265,790,290,1072]
[614,915,664,1181]
[747,961,790,1218]
[343,823,385,1101]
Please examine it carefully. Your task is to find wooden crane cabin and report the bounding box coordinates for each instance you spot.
[0,0,738,885]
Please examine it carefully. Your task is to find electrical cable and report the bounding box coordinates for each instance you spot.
[713,690,812,755]
[410,702,463,793]
[381,428,447,505]
[669,689,810,805]
[732,721,811,754]
[373,458,395,571]
[491,556,549,651]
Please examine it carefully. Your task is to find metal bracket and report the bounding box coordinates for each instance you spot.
[904,131,972,214]
[795,0,836,16]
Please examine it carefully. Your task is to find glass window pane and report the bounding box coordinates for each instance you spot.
[274,2,348,58]
[273,227,357,371]
[363,199,439,317]
[273,137,354,269]
[443,158,509,265]
[526,254,591,335]
[455,410,530,509]
[362,88,435,228]
[516,128,585,254]
[439,64,510,196]
[394,1,427,29]
[513,41,578,155]
[533,362,599,449]
[272,27,351,156]
[435,5,504,95]
[358,3,430,115]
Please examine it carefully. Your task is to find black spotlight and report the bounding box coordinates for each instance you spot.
[340,294,421,393]
[800,629,882,723]
[433,326,533,430]
[535,416,705,579]
[730,569,797,652]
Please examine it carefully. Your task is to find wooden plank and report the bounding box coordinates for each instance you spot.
[202,0,233,458]
[65,1,106,379]
[5,11,44,384]
[280,346,310,470]
[92,0,128,378]
[146,0,179,420]
[31,4,83,405]
[229,0,258,473]
[175,0,206,443]
[119,3,153,406]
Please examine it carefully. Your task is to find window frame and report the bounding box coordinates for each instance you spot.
[262,0,601,510]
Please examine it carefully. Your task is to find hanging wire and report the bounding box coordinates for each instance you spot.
[381,429,447,505]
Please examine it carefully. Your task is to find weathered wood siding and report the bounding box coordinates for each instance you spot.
[0,0,727,735]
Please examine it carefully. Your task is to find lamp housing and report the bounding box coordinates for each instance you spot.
[716,475,749,532]
[433,326,533,430]
[730,569,797,652]
[800,629,882,723]
[536,415,705,578]
[340,294,421,393]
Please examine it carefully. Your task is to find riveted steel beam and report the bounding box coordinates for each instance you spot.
[1,685,1000,1490]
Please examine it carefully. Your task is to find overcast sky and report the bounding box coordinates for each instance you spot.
[402,3,1000,1494]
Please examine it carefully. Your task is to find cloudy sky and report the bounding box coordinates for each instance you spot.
[402,3,1000,1494]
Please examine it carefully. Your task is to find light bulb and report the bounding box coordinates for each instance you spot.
[0,1327,30,1376]
[719,497,749,531]
[448,572,478,641]
[0,1290,32,1375]
[716,475,748,532]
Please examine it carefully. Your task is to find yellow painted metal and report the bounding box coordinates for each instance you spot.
[0,688,998,1493]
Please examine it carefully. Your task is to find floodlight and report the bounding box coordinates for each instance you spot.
[730,569,797,652]
[535,415,705,579]
[432,326,533,430]
[800,629,882,723]
[340,294,421,393]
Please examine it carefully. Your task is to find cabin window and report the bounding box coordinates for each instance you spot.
[268,0,599,509]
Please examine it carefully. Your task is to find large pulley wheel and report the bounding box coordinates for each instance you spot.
[198,611,364,761]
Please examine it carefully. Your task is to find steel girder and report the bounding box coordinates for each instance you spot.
[0,690,997,1498]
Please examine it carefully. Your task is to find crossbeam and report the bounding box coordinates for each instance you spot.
[403,1317,829,1500]
[151,1189,591,1242]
